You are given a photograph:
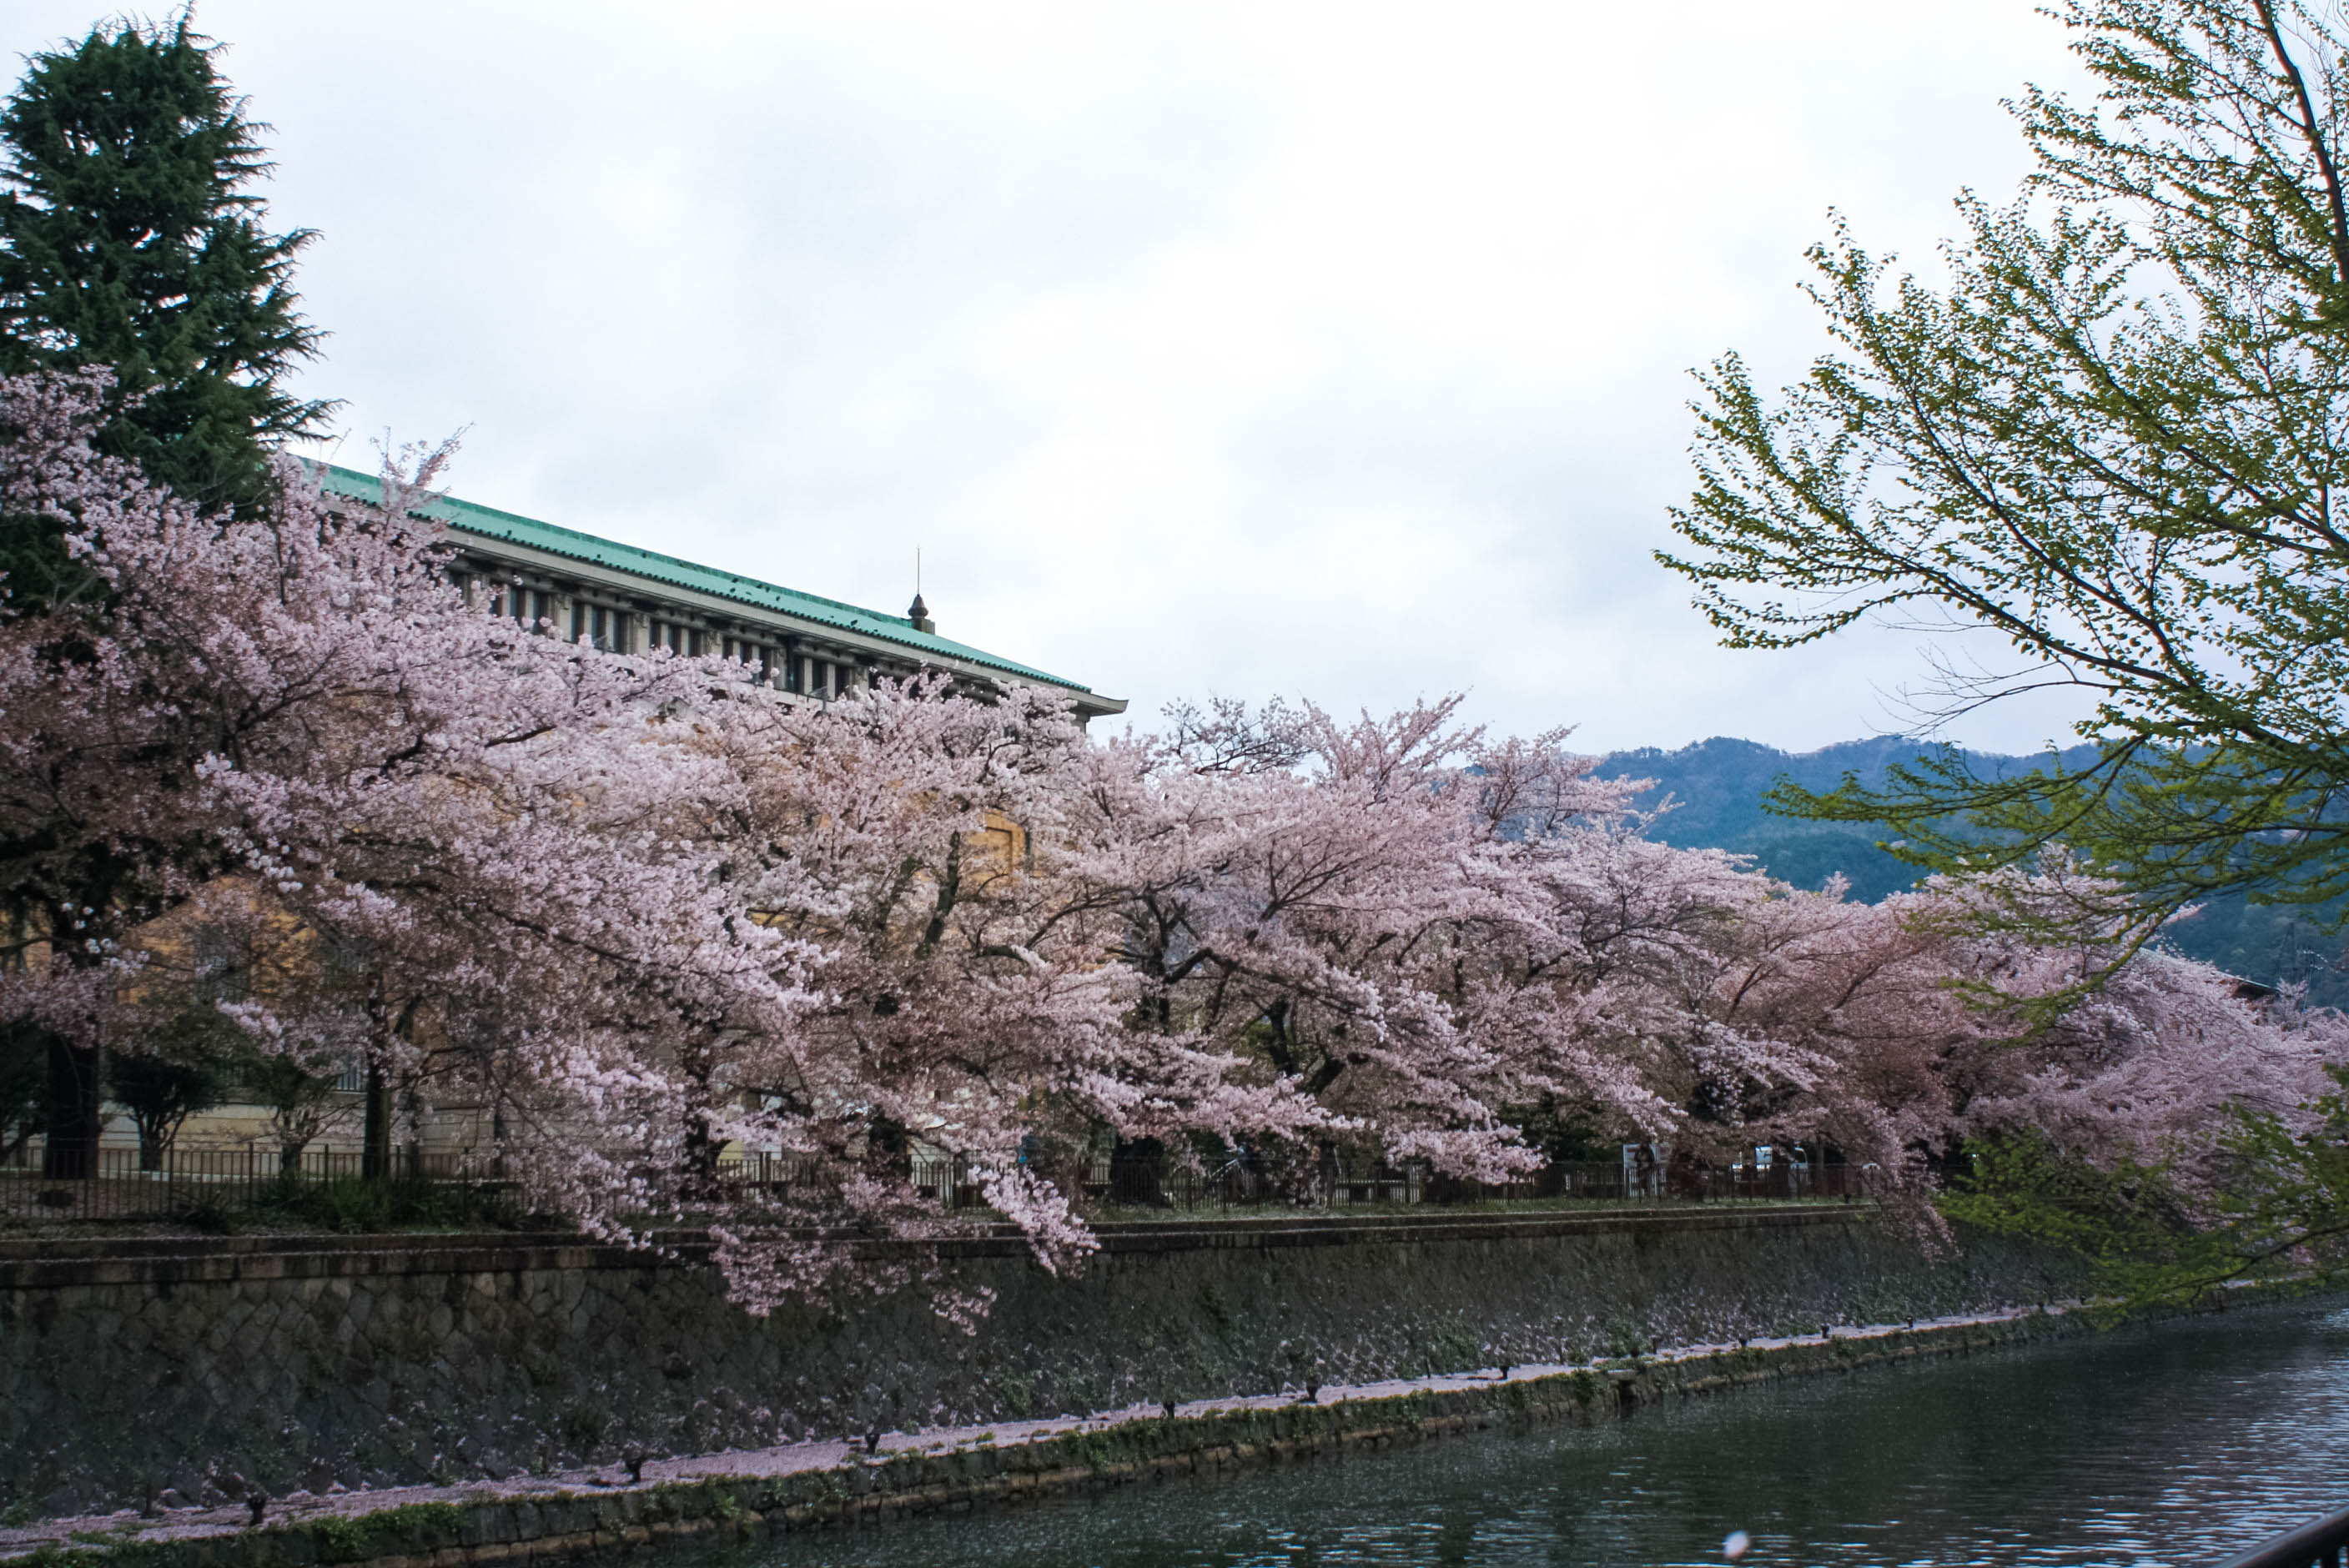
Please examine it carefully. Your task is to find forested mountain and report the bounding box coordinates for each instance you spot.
[1597,736,2349,1008]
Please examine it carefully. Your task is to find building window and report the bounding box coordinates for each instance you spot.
[574,601,617,646]
[191,923,252,1006]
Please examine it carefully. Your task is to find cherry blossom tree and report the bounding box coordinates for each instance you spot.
[0,367,795,1214]
[9,362,2340,1321]
[1698,858,2346,1198]
[1053,696,1836,1190]
[1,367,261,1173]
[666,675,1336,1312]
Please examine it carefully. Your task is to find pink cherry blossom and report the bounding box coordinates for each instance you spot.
[4,364,2340,1314]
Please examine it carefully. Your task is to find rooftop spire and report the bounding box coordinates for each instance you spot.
[909,548,934,632]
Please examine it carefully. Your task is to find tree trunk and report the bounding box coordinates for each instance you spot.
[40,1031,102,1179]
[362,1053,390,1180]
[401,1078,423,1183]
[682,1108,725,1201]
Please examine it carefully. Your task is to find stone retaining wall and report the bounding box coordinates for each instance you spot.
[1,1314,2085,1568]
[2,1204,2088,1520]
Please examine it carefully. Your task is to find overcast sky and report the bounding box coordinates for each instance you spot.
[7,2,2100,756]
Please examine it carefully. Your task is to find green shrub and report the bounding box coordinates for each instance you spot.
[238,1174,529,1234]
[313,1501,469,1561]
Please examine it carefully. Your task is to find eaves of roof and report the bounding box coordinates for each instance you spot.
[313,463,1100,696]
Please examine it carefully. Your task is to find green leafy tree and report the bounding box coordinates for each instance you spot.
[239,1041,350,1176]
[1944,1084,2349,1312]
[1667,0,2349,1292]
[108,1035,224,1171]
[1662,0,2349,958]
[0,12,331,598]
[1938,1134,2209,1312]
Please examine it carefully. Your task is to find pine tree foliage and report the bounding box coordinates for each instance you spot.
[0,13,329,581]
[1662,0,2349,952]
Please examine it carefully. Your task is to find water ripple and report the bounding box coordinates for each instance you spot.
[737,1302,2349,1568]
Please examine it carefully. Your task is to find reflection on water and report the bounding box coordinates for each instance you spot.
[737,1301,2349,1568]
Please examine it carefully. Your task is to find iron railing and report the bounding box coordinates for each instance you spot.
[0,1144,498,1223]
[2218,1505,2349,1568]
[910,1151,1871,1212]
[1,1141,1870,1225]
[0,1144,817,1224]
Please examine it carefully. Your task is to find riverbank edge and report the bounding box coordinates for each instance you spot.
[3,1299,2165,1568]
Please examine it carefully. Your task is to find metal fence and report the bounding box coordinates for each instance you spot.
[908,1151,1872,1213]
[2218,1505,2349,1567]
[0,1145,495,1224]
[1,1143,1870,1226]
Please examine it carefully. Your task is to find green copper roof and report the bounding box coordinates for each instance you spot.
[315,464,1094,695]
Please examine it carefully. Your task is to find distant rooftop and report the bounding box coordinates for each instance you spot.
[314,463,1100,696]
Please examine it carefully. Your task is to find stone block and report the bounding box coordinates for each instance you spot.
[0,1211,2089,1520]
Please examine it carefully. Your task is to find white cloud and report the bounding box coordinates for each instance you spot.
[4,0,2096,753]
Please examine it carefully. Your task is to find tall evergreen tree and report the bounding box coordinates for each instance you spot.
[0,15,332,1172]
[0,13,331,595]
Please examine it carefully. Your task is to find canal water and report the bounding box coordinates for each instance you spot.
[741,1301,2349,1567]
